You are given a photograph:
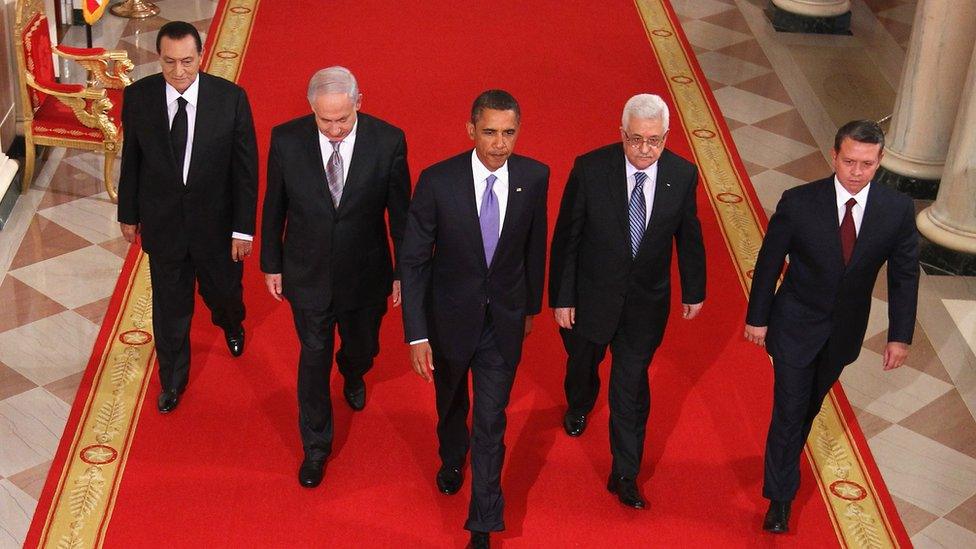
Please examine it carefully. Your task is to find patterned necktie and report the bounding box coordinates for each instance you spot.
[326,140,344,207]
[840,197,857,264]
[629,172,647,258]
[171,97,188,183]
[480,174,500,265]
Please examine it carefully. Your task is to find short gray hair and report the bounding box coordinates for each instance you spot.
[307,66,359,104]
[622,94,669,131]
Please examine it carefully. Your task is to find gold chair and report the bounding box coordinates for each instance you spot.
[13,0,134,201]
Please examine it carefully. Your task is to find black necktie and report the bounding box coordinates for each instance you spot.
[171,97,188,182]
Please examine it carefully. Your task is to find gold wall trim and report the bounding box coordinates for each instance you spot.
[633,1,902,547]
[34,1,259,546]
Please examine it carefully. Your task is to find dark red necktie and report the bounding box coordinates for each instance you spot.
[840,197,857,264]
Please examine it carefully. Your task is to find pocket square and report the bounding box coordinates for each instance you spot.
[515,187,523,192]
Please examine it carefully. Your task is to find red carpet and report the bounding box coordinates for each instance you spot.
[28,1,909,547]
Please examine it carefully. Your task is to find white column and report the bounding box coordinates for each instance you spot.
[881,0,976,180]
[917,44,976,255]
[771,0,850,18]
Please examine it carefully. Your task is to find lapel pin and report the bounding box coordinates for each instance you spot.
[515,187,522,192]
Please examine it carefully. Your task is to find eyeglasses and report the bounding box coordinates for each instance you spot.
[624,131,668,149]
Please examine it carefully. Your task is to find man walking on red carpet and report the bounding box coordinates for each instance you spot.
[745,120,919,533]
[117,21,258,415]
[400,90,548,549]
[261,66,410,489]
[548,93,706,510]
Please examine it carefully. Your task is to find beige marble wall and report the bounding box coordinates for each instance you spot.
[0,0,16,149]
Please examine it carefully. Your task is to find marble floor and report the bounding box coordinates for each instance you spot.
[1,0,975,547]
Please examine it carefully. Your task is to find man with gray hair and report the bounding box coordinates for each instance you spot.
[261,66,410,488]
[549,93,706,509]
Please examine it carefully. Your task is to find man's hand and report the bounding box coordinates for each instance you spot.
[265,273,283,301]
[553,307,575,329]
[744,324,767,347]
[524,315,534,338]
[231,238,252,262]
[391,280,402,307]
[682,301,703,320]
[120,223,140,243]
[883,342,910,371]
[411,341,434,382]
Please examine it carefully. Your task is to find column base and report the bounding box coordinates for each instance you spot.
[0,156,22,230]
[875,166,940,200]
[765,2,852,35]
[920,236,976,276]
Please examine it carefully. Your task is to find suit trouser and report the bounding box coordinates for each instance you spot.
[561,326,657,479]
[148,251,244,393]
[763,347,846,502]
[290,303,386,460]
[433,315,516,533]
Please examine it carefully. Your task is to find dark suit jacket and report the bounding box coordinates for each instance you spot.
[549,145,706,350]
[117,72,258,260]
[746,176,920,368]
[260,112,410,311]
[400,151,549,368]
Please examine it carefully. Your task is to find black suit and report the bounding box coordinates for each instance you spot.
[261,112,410,459]
[401,151,548,532]
[549,144,705,479]
[117,72,258,393]
[746,176,919,502]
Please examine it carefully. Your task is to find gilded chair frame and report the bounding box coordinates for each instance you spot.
[13,0,134,201]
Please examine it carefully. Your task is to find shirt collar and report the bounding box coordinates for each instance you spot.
[834,176,870,206]
[624,156,658,181]
[471,150,508,184]
[165,77,200,108]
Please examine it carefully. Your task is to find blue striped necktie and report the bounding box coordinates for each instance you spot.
[629,172,647,258]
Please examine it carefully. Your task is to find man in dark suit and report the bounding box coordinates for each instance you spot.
[400,90,548,549]
[261,66,410,489]
[745,120,919,533]
[117,21,257,414]
[549,93,706,510]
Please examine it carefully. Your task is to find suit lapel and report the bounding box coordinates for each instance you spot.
[845,183,882,271]
[303,116,336,217]
[185,74,214,187]
[151,77,180,185]
[492,158,528,273]
[336,114,372,217]
[817,178,846,268]
[451,154,486,271]
[607,149,629,241]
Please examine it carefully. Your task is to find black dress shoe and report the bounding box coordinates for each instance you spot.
[225,326,245,357]
[298,457,325,488]
[436,465,463,495]
[763,500,791,533]
[563,412,587,437]
[157,388,184,413]
[607,474,646,509]
[469,531,489,549]
[343,377,366,411]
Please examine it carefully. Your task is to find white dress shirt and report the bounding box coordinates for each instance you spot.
[318,119,358,188]
[624,157,659,227]
[471,150,509,237]
[833,177,870,234]
[409,152,511,346]
[167,78,252,241]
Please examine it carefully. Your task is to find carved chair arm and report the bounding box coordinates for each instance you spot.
[25,73,119,143]
[53,45,134,89]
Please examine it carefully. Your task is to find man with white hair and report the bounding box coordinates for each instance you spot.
[261,66,410,488]
[549,93,706,509]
